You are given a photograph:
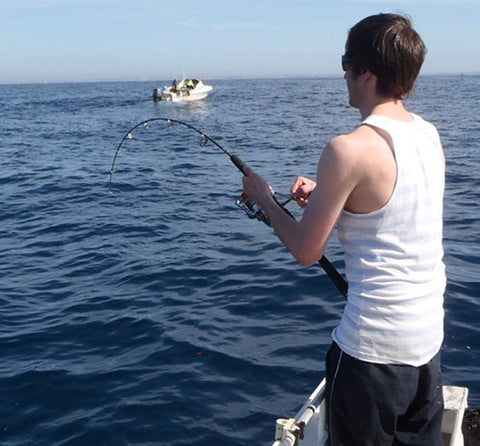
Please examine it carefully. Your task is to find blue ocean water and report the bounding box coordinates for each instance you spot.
[0,76,478,445]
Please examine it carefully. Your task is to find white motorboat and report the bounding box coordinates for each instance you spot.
[153,78,213,102]
[272,379,475,446]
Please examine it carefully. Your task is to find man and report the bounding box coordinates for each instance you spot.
[242,13,446,445]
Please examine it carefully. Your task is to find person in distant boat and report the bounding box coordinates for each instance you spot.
[183,78,194,95]
[242,13,445,446]
[171,79,177,92]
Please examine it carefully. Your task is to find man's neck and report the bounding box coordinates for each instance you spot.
[359,96,412,122]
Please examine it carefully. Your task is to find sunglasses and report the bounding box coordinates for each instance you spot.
[341,55,352,72]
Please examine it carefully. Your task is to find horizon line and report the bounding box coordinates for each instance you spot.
[1,71,479,87]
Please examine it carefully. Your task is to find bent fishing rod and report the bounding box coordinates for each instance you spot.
[109,117,348,298]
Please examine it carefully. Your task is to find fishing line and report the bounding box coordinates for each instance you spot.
[109,117,348,297]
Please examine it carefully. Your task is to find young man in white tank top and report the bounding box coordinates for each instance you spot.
[242,13,446,446]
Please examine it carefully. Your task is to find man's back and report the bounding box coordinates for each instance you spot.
[334,113,446,366]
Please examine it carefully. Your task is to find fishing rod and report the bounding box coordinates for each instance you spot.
[109,117,348,298]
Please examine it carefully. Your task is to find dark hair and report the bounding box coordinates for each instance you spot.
[345,13,426,99]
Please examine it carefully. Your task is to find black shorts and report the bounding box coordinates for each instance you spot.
[325,342,444,446]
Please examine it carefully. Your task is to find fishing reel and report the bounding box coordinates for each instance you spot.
[235,192,272,227]
[235,192,294,227]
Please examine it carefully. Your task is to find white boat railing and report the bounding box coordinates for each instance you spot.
[272,380,469,446]
[273,379,328,446]
[442,385,469,446]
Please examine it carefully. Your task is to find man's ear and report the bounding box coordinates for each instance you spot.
[360,70,377,87]
[360,69,373,79]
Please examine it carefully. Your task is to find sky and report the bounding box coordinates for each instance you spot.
[1,0,479,84]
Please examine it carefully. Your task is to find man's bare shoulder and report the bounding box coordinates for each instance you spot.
[330,125,385,149]
[317,129,369,184]
[324,125,397,213]
[322,126,376,168]
[327,125,393,168]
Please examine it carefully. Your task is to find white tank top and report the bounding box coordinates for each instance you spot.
[333,114,446,366]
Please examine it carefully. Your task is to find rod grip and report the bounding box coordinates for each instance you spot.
[230,154,247,174]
